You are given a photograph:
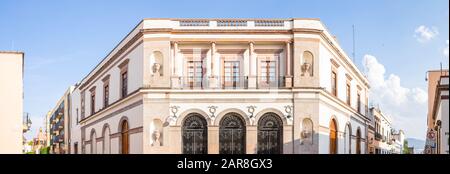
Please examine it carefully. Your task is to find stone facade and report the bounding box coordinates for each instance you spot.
[69,18,370,154]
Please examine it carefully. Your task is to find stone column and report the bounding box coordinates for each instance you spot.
[247,42,257,89]
[171,42,181,88]
[285,41,293,87]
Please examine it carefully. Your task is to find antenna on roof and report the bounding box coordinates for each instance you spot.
[352,25,356,63]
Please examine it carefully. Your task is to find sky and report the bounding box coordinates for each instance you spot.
[0,0,448,141]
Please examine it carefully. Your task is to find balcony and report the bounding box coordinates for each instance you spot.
[387,139,393,145]
[56,120,64,131]
[52,135,58,144]
[56,111,63,119]
[375,133,382,141]
[168,76,288,90]
[256,76,286,89]
[219,76,248,89]
[58,134,64,143]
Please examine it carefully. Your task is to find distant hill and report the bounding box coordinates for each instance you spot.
[406,138,425,154]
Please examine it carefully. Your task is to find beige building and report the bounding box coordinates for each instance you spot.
[0,51,24,154]
[48,87,74,154]
[69,18,370,154]
[425,69,449,154]
[368,106,394,154]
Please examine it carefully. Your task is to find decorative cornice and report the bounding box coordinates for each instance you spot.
[345,73,353,81]
[330,58,340,68]
[102,74,111,82]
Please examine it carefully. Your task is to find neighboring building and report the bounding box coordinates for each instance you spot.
[0,51,24,154]
[22,112,32,153]
[48,87,74,154]
[369,106,394,154]
[425,69,449,154]
[391,130,405,154]
[32,128,47,154]
[69,18,370,154]
[367,111,376,154]
[45,111,52,149]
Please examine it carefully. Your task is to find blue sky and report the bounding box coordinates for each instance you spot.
[1,0,448,141]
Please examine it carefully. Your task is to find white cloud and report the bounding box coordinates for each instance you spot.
[363,54,427,139]
[414,25,439,43]
[411,88,427,104]
[444,40,449,57]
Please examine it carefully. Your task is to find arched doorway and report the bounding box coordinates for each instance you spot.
[219,112,246,154]
[121,120,129,154]
[257,112,283,154]
[182,113,208,154]
[329,119,338,154]
[356,128,361,154]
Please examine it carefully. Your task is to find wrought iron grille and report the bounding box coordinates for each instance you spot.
[182,114,208,154]
[257,112,283,154]
[219,113,246,154]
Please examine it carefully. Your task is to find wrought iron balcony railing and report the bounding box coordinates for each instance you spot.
[257,76,286,88]
[180,76,209,89]
[375,133,382,141]
[219,76,248,89]
[165,76,290,90]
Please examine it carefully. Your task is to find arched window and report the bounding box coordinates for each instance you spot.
[329,119,338,154]
[102,125,110,154]
[356,128,361,154]
[121,120,129,154]
[219,112,246,154]
[257,112,283,154]
[182,113,208,154]
[301,51,314,76]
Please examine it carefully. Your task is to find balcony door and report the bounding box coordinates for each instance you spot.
[257,55,279,88]
[187,61,204,89]
[183,51,206,89]
[223,61,241,89]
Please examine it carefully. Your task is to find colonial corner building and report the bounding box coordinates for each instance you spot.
[0,51,24,154]
[66,18,371,154]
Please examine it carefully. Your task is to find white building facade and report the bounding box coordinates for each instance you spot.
[69,18,370,154]
[369,107,395,154]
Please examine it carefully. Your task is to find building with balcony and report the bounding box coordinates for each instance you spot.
[368,106,394,154]
[425,69,449,154]
[391,130,405,154]
[48,86,74,154]
[0,51,24,154]
[69,18,370,154]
